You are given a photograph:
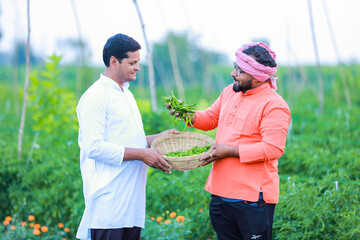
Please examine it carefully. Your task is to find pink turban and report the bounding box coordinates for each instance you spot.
[235,42,278,90]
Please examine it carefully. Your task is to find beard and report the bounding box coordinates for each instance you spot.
[232,76,253,93]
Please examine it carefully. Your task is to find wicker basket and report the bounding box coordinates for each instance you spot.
[151,132,216,171]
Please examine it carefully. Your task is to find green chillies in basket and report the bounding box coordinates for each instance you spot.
[165,145,211,157]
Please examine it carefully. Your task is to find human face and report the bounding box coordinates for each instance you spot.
[231,62,253,93]
[114,50,141,85]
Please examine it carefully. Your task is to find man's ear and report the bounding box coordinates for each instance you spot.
[109,56,118,68]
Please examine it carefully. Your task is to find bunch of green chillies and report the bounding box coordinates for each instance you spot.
[165,145,211,157]
[162,91,196,130]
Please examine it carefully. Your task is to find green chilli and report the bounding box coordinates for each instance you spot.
[162,91,196,130]
[165,145,211,157]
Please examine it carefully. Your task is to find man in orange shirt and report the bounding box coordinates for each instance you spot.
[168,42,291,240]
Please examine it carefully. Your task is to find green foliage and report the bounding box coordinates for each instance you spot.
[145,167,216,239]
[279,99,360,180]
[28,54,78,140]
[1,59,360,239]
[141,212,192,240]
[0,219,72,240]
[274,174,360,239]
[0,58,81,239]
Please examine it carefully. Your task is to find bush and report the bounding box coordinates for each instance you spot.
[274,174,360,239]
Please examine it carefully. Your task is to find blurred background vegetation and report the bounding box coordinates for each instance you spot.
[0,28,359,239]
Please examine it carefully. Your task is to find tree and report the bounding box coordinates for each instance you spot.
[12,41,42,66]
[0,5,2,42]
[152,31,227,93]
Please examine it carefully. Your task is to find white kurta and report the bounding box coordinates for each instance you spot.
[76,74,148,240]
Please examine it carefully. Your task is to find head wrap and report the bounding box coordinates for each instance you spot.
[235,42,278,90]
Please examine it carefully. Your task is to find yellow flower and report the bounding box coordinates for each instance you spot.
[151,217,155,220]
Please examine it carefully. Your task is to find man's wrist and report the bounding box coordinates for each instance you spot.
[229,146,239,158]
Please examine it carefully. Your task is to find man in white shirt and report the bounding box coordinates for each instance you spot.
[76,33,177,240]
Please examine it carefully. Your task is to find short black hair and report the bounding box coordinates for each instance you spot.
[243,45,277,67]
[102,33,141,67]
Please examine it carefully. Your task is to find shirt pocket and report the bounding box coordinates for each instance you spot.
[233,115,258,136]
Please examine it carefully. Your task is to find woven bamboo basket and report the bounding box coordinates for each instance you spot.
[151,132,216,171]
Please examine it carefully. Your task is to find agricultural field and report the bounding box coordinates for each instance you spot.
[0,59,359,239]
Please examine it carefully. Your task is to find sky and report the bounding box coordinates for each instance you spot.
[1,0,360,66]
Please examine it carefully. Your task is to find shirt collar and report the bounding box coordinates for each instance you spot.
[243,82,271,96]
[100,74,130,91]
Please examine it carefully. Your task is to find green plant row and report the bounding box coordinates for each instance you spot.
[1,59,360,239]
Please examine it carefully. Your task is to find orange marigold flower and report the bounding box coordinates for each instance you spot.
[176,216,185,222]
[151,217,155,220]
[169,212,177,218]
[28,215,35,221]
[164,219,171,224]
[3,220,10,226]
[41,226,49,233]
[64,227,70,232]
[10,225,16,230]
[156,217,163,222]
[62,238,67,240]
[199,208,203,212]
[5,216,12,222]
[34,223,41,229]
[58,223,64,228]
[21,221,27,226]
[29,223,34,227]
[33,229,41,236]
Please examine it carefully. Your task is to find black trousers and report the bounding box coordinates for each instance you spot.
[91,227,141,240]
[210,195,276,240]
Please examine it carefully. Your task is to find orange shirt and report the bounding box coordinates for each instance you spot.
[193,83,291,203]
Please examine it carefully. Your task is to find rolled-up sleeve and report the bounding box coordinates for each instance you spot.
[192,95,222,131]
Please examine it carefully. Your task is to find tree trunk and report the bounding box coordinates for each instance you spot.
[70,0,88,94]
[18,0,31,160]
[322,0,351,109]
[133,0,157,111]
[307,0,324,114]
